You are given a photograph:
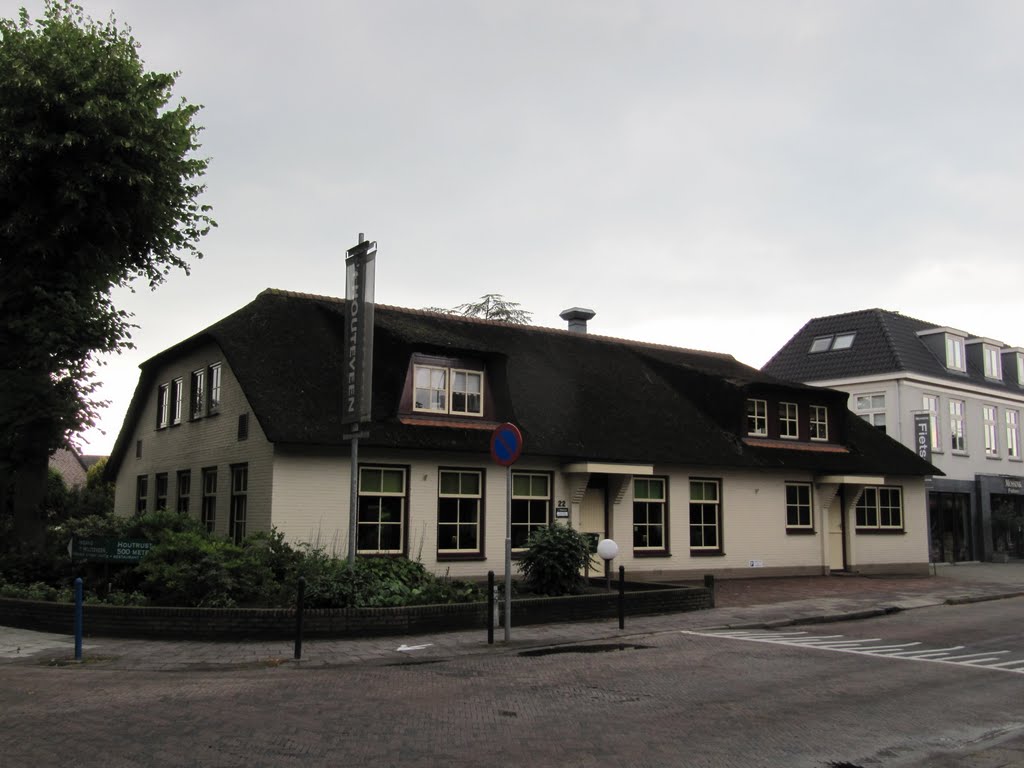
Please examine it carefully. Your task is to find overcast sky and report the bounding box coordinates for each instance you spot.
[9,1,1024,455]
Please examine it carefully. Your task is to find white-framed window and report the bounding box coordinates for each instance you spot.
[923,395,942,452]
[855,487,903,530]
[201,467,217,533]
[689,478,721,551]
[176,470,191,515]
[746,399,767,436]
[413,364,484,417]
[358,466,406,554]
[809,333,856,353]
[230,464,248,545]
[157,383,170,428]
[209,363,222,414]
[983,405,999,457]
[171,378,183,425]
[983,346,1003,380]
[135,475,148,515]
[189,364,222,418]
[450,369,483,415]
[779,402,798,439]
[633,477,667,552]
[358,466,405,557]
[155,473,168,511]
[945,335,965,372]
[1007,410,1021,460]
[809,405,828,441]
[437,469,482,554]
[785,482,813,530]
[949,399,967,452]
[511,472,550,549]
[1018,354,1024,386]
[855,393,886,433]
[190,368,206,419]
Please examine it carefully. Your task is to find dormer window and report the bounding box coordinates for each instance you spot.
[945,335,965,371]
[413,363,484,417]
[746,399,767,436]
[1019,354,1024,386]
[809,405,829,441]
[983,345,1002,380]
[779,402,798,439]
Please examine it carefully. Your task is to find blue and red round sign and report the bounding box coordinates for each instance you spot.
[490,422,523,466]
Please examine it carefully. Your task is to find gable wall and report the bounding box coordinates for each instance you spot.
[112,343,274,538]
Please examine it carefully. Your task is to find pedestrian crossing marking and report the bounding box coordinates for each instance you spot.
[682,629,1024,675]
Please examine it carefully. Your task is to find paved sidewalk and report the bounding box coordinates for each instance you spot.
[3,562,1023,671]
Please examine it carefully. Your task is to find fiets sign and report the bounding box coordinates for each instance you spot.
[913,411,932,464]
[70,537,153,563]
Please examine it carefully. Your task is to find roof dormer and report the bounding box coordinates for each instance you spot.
[1003,347,1024,387]
[966,337,1006,381]
[916,327,968,373]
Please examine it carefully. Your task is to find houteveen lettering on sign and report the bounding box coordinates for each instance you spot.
[343,237,376,426]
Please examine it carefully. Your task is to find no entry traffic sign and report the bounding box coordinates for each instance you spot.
[490,422,523,466]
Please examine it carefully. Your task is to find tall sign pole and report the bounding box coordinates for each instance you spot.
[490,423,523,642]
[343,234,376,564]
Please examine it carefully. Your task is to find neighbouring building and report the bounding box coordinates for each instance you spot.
[763,308,1024,564]
[105,290,937,580]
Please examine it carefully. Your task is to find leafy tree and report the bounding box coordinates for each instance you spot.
[0,1,214,549]
[425,294,532,324]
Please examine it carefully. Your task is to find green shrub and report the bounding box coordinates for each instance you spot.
[516,524,597,596]
[136,531,244,607]
[298,554,484,609]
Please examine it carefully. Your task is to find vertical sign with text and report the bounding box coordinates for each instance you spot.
[913,411,932,464]
[343,238,376,426]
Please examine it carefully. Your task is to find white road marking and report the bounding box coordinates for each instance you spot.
[682,629,1024,675]
[396,643,433,652]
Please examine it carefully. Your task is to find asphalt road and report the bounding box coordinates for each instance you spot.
[3,597,1024,768]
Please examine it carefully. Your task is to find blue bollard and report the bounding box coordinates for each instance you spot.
[74,577,83,661]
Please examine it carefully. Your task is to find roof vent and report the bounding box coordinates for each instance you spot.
[560,307,596,334]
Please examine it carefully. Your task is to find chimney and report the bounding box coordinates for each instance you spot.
[560,307,596,334]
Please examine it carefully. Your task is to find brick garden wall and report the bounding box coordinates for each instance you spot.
[0,584,712,640]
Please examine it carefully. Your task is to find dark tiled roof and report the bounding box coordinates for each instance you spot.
[763,308,1022,394]
[108,291,937,478]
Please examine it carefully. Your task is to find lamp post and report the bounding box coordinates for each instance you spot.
[596,538,618,592]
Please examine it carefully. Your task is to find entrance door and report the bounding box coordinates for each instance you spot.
[929,492,972,562]
[580,487,605,578]
[828,501,845,571]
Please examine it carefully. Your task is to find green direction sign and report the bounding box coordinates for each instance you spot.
[70,537,153,563]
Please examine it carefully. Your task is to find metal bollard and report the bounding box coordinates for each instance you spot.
[294,577,306,660]
[618,566,625,630]
[704,573,716,608]
[74,577,83,661]
[487,571,495,645]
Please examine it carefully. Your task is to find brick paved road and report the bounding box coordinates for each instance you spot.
[4,598,1024,768]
